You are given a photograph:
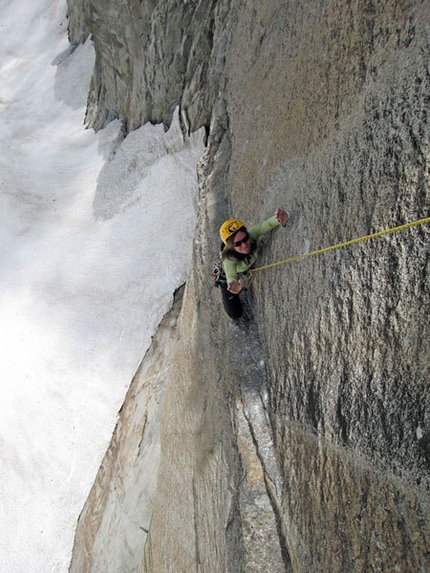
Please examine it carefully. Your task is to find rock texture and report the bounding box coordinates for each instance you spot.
[67,0,430,571]
[66,0,229,133]
[70,287,186,572]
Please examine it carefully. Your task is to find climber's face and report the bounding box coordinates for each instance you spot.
[233,230,251,254]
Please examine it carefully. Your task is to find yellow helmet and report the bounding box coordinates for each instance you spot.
[220,218,245,244]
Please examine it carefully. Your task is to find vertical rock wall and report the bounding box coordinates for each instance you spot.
[66,0,229,132]
[69,288,186,573]
[67,0,429,571]
[218,2,430,569]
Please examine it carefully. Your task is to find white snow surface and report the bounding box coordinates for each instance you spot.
[0,1,204,571]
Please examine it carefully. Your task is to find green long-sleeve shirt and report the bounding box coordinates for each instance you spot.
[222,216,280,283]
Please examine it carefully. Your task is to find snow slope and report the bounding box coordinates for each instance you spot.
[0,1,203,571]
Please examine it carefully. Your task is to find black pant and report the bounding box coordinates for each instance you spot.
[220,282,243,319]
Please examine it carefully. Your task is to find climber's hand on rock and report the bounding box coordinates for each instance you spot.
[227,280,243,294]
[275,207,288,226]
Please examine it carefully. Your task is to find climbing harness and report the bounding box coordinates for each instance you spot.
[249,216,430,275]
[211,260,253,289]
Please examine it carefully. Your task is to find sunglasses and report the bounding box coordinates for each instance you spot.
[233,233,250,247]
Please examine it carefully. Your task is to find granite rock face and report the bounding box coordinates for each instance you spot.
[67,0,229,133]
[67,0,430,571]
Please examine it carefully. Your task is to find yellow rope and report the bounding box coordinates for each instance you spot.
[249,216,430,275]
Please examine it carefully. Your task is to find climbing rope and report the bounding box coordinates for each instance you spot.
[249,216,430,275]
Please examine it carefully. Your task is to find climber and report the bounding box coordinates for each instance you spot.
[218,207,289,319]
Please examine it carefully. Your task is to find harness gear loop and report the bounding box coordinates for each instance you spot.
[249,216,430,275]
[211,260,226,287]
